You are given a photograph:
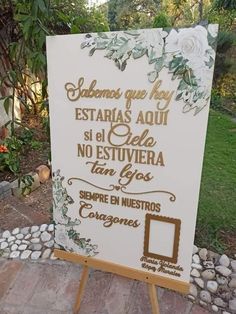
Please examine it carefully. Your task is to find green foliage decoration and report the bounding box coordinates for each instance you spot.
[81,25,218,115]
[67,228,99,256]
[52,170,99,256]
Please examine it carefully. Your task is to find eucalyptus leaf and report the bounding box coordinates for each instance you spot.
[178,79,188,91]
[132,48,146,59]
[183,68,197,86]
[107,35,117,49]
[194,103,207,115]
[96,39,108,49]
[107,43,120,51]
[198,92,204,99]
[148,71,158,83]
[148,47,158,64]
[169,56,184,71]
[98,33,109,39]
[80,42,88,49]
[171,73,177,80]
[124,30,140,36]
[182,103,193,114]
[155,57,164,72]
[174,64,186,77]
[115,59,120,70]
[113,41,131,59]
[176,92,183,101]
[121,60,127,71]
[205,56,214,68]
[105,50,114,59]
[89,47,96,56]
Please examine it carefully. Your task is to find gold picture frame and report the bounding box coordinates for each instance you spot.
[144,214,181,264]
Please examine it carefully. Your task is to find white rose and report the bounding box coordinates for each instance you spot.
[55,225,68,247]
[186,45,215,84]
[208,24,218,38]
[138,29,165,58]
[193,67,213,88]
[165,26,210,62]
[164,29,178,55]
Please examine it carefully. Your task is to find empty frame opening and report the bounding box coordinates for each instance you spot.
[144,214,181,264]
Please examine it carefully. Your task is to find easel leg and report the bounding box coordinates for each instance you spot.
[73,266,89,314]
[148,284,160,314]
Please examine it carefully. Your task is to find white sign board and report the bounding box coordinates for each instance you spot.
[47,25,218,289]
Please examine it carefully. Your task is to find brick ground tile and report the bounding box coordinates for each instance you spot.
[27,262,71,310]
[0,259,206,314]
[127,280,152,314]
[3,262,45,306]
[0,303,68,314]
[157,286,165,300]
[79,270,113,314]
[103,275,135,314]
[159,289,193,314]
[0,258,6,269]
[23,305,68,314]
[51,263,82,312]
[0,260,23,301]
[0,303,23,314]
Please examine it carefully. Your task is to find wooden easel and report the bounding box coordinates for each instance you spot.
[54,249,189,314]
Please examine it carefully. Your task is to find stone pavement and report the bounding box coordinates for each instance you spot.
[0,258,210,314]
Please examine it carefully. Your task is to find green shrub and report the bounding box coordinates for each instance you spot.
[217,31,236,54]
[213,31,236,86]
[214,0,236,10]
[153,12,171,28]
[210,89,223,111]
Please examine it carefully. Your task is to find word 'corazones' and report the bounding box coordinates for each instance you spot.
[79,201,140,228]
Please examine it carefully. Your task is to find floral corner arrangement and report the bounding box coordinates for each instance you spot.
[81,24,218,116]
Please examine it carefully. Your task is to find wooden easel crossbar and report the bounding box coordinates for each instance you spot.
[54,249,189,314]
